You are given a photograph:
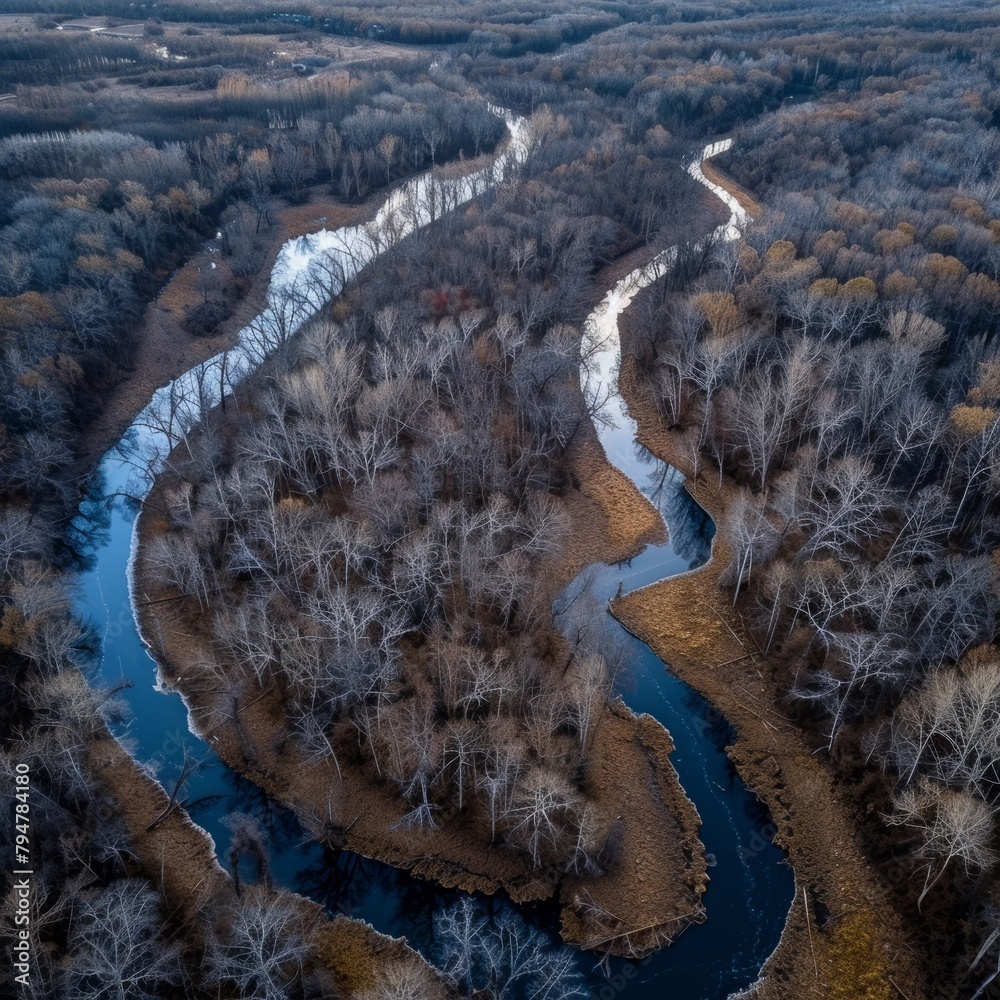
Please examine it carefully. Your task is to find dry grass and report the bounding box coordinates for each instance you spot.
[700,158,763,217]
[80,191,367,466]
[85,731,230,916]
[134,411,710,957]
[87,720,447,997]
[559,424,665,582]
[826,910,896,1000]
[560,705,707,954]
[132,269,710,958]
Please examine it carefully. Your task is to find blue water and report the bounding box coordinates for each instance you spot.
[79,412,791,997]
[553,440,793,996]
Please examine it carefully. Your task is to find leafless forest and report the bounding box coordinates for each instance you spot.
[3,1,1000,998]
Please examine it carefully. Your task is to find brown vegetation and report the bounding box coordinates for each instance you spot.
[616,31,1000,988]
[8,2,1000,996]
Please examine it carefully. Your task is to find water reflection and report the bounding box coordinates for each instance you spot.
[550,389,791,999]
[84,367,790,1000]
[65,466,112,573]
[633,444,715,570]
[297,847,593,1000]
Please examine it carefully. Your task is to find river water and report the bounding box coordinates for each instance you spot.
[78,121,792,999]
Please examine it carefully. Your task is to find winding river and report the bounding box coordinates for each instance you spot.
[79,116,792,998]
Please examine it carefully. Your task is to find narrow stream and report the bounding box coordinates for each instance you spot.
[78,126,792,999]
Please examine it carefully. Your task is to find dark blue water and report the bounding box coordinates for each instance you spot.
[553,440,793,997]
[79,421,791,998]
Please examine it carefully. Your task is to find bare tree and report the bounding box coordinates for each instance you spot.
[722,491,780,605]
[507,767,592,869]
[64,880,182,1000]
[358,961,446,1000]
[432,896,587,1000]
[797,631,905,747]
[887,781,996,909]
[890,658,1000,794]
[206,887,312,1000]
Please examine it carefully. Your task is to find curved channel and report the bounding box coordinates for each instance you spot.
[553,141,794,995]
[78,126,792,999]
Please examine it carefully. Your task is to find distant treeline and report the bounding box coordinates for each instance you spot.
[8,0,996,55]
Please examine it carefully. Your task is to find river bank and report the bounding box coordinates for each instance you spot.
[74,145,521,996]
[96,115,793,993]
[79,187,388,469]
[85,715,452,997]
[611,313,927,999]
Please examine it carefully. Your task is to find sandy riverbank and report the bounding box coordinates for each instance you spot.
[699,157,762,219]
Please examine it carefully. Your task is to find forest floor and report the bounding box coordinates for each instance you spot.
[610,310,927,1000]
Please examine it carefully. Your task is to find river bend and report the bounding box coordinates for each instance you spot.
[80,122,792,999]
